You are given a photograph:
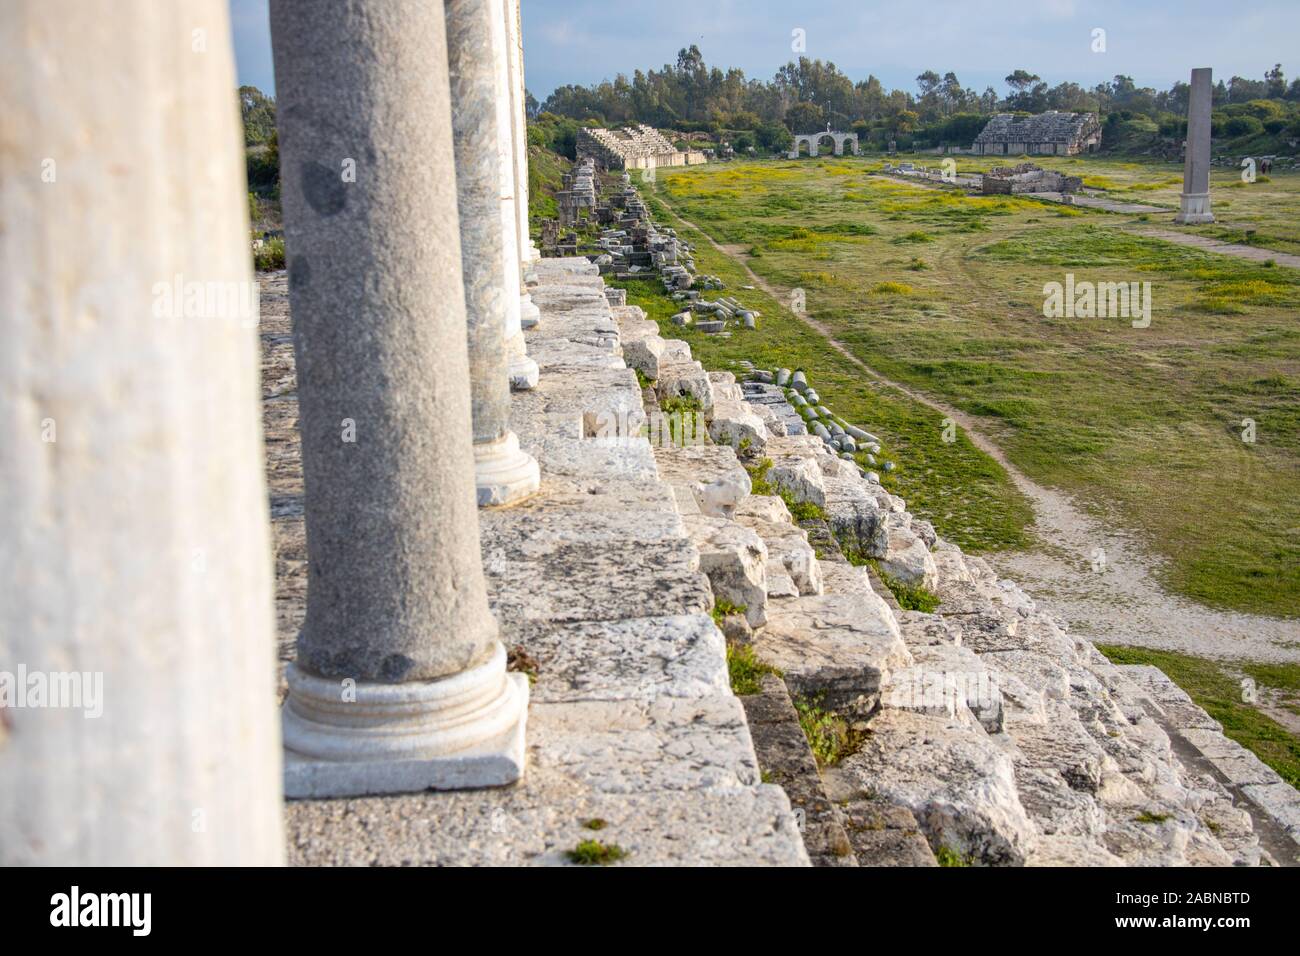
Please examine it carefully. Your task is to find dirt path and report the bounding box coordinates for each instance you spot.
[664,200,1300,664]
[1133,228,1300,268]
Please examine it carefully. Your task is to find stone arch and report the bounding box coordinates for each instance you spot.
[789,131,859,159]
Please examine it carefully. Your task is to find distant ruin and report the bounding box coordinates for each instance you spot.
[972,110,1101,156]
[789,127,859,159]
[578,124,707,171]
[981,162,1083,195]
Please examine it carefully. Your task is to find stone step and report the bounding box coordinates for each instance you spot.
[653,443,751,518]
[740,674,858,867]
[753,590,910,716]
[734,495,824,597]
[836,708,1037,865]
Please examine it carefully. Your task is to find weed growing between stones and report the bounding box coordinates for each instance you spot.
[1134,811,1173,825]
[793,694,863,767]
[727,642,782,695]
[566,839,627,865]
[874,566,940,613]
[711,598,747,627]
[744,458,826,521]
[583,819,607,831]
[934,846,972,867]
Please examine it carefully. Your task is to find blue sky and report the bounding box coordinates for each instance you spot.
[230,0,1300,100]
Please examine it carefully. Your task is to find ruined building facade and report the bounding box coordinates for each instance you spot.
[972,111,1102,156]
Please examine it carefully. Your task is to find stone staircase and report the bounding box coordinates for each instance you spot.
[613,294,1300,867]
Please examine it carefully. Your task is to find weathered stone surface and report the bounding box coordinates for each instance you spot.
[737,512,824,596]
[709,399,769,453]
[884,644,1004,733]
[654,444,752,518]
[878,526,939,591]
[821,769,940,866]
[755,593,910,713]
[684,514,769,627]
[287,784,810,866]
[529,694,761,794]
[841,710,1036,865]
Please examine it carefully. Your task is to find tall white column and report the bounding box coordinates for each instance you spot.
[0,0,284,864]
[270,0,528,798]
[446,0,541,504]
[503,0,543,332]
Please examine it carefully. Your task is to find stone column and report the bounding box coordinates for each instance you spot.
[270,0,528,797]
[0,0,283,864]
[503,0,543,333]
[446,0,540,504]
[493,0,540,384]
[1176,67,1215,225]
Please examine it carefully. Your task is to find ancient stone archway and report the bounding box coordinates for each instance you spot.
[788,131,859,159]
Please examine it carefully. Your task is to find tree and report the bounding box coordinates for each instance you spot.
[1265,64,1286,99]
[239,85,276,146]
[784,100,825,133]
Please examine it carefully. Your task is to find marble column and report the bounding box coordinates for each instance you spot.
[503,0,543,333]
[1176,67,1215,225]
[492,0,539,386]
[0,0,283,864]
[446,0,540,504]
[270,0,528,797]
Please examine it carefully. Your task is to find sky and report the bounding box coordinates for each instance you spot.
[230,0,1300,101]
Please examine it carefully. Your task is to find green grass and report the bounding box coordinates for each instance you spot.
[638,157,1300,617]
[934,846,972,867]
[566,839,627,865]
[793,694,862,767]
[1134,810,1173,824]
[710,597,746,627]
[615,178,1035,559]
[875,566,940,612]
[1097,645,1300,789]
[726,642,782,695]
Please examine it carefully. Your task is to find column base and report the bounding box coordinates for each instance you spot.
[524,241,541,263]
[519,291,541,329]
[475,430,539,507]
[507,332,539,390]
[282,642,529,798]
[1175,192,1214,224]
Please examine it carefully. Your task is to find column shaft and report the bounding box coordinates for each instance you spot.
[0,0,283,864]
[446,0,539,506]
[271,0,527,796]
[1176,67,1215,225]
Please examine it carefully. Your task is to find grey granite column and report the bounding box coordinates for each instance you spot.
[1176,67,1215,225]
[0,0,283,864]
[503,0,543,332]
[270,0,528,797]
[446,0,540,504]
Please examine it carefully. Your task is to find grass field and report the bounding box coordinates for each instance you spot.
[637,155,1300,617]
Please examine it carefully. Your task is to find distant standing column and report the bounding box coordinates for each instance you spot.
[270,0,528,797]
[0,0,283,864]
[446,0,540,504]
[503,0,543,333]
[1176,67,1215,225]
